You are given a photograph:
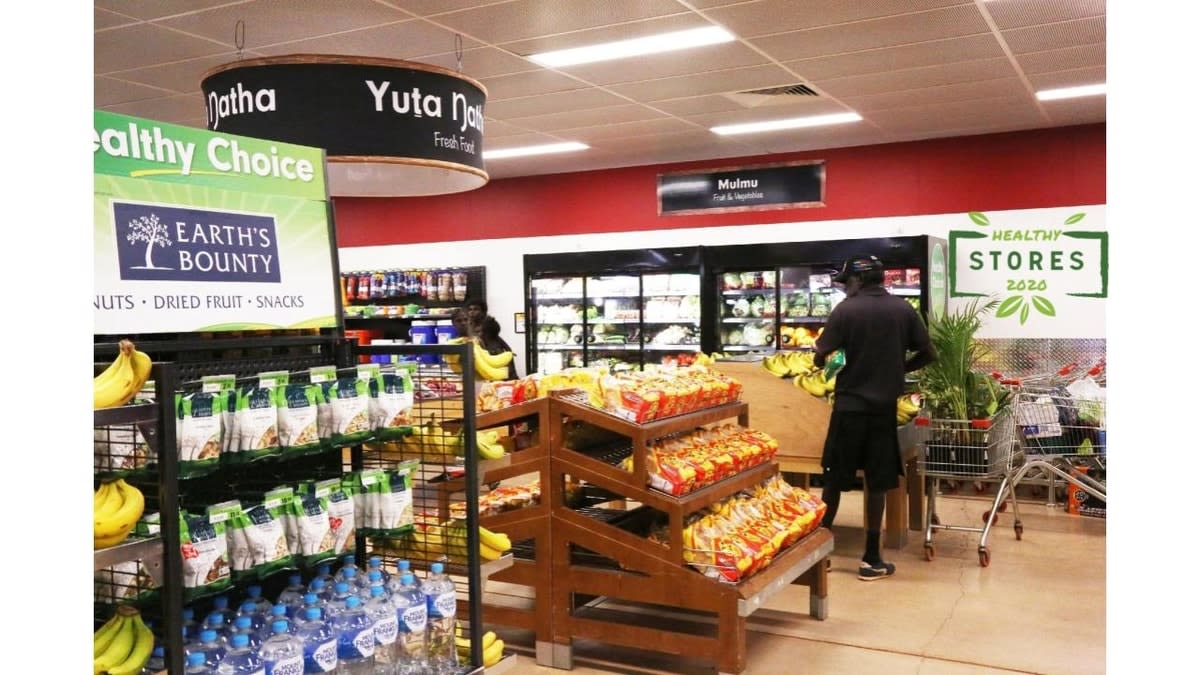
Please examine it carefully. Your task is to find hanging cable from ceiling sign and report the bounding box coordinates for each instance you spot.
[455,33,464,73]
[234,19,246,59]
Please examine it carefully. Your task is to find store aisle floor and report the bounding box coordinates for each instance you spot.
[487,490,1106,675]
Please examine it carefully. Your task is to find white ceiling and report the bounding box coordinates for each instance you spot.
[94,0,1106,181]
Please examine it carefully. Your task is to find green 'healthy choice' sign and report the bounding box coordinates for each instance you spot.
[949,211,1108,326]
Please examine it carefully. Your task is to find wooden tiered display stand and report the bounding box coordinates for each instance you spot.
[472,398,554,649]
[542,391,833,675]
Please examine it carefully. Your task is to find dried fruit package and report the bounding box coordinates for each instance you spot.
[328,377,373,447]
[287,492,335,566]
[304,477,358,555]
[232,384,282,464]
[278,383,322,458]
[176,390,225,477]
[179,512,231,601]
[371,366,415,440]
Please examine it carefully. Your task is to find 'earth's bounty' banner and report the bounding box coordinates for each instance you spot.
[93,110,338,333]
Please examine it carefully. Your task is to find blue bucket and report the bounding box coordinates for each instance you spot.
[409,321,438,364]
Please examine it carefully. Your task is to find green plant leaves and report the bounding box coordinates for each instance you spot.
[968,211,991,227]
[1019,303,1030,324]
[1064,212,1086,225]
[1031,295,1056,317]
[996,295,1024,318]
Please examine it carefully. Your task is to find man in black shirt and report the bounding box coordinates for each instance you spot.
[814,255,935,581]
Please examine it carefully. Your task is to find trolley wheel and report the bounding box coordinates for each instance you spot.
[1014,521,1024,540]
[930,514,941,527]
[981,510,1000,526]
[924,544,935,561]
[998,500,1009,514]
[978,547,991,567]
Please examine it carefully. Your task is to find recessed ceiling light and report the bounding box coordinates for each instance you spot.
[1036,83,1106,101]
[482,142,589,160]
[528,26,736,68]
[711,112,863,136]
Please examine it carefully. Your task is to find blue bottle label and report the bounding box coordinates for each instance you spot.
[264,654,304,675]
[399,604,426,634]
[305,638,337,672]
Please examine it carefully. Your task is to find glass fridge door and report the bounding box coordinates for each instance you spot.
[585,275,642,371]
[717,269,777,354]
[779,266,827,350]
[531,275,585,374]
[642,273,702,367]
[883,266,923,313]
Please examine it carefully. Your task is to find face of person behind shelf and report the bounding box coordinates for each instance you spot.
[467,304,486,323]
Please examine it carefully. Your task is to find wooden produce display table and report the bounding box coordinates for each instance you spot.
[542,393,831,675]
[711,359,921,548]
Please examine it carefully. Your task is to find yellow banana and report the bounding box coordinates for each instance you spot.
[483,638,505,667]
[95,480,145,540]
[801,375,826,398]
[474,342,514,368]
[94,482,118,514]
[94,611,137,674]
[128,348,153,392]
[107,615,155,675]
[478,526,511,552]
[824,375,837,395]
[94,345,138,409]
[477,438,505,460]
[761,355,789,377]
[474,358,509,381]
[93,613,127,658]
[479,542,504,561]
[94,481,126,523]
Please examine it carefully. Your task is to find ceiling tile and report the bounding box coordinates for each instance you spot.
[1028,66,1106,92]
[986,0,1105,31]
[841,77,1031,113]
[253,19,482,60]
[95,7,138,30]
[683,99,853,128]
[784,34,1004,81]
[1016,43,1105,75]
[486,87,628,119]
[382,0,518,17]
[155,0,409,48]
[105,52,262,93]
[1044,96,1106,126]
[652,94,755,117]
[94,0,249,21]
[738,125,890,155]
[548,41,768,86]
[95,76,175,106]
[816,58,1017,98]
[412,47,539,80]
[1002,16,1105,54]
[498,14,709,55]
[431,0,687,46]
[749,5,991,61]
[105,93,210,124]
[584,129,733,153]
[555,118,698,143]
[505,104,667,131]
[608,64,797,102]
[869,98,1046,134]
[484,147,624,179]
[479,118,536,138]
[892,121,1051,144]
[95,23,233,74]
[706,0,970,38]
[483,131,570,150]
[480,68,589,100]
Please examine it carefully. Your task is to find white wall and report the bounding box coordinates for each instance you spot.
[338,204,1106,372]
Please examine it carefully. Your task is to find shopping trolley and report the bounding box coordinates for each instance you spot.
[914,409,1018,567]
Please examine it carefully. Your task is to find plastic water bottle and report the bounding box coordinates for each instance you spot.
[212,596,238,625]
[228,616,263,653]
[216,633,265,674]
[385,561,410,597]
[308,579,332,604]
[339,567,360,592]
[205,612,229,634]
[240,601,268,635]
[312,564,335,590]
[261,604,291,640]
[141,645,166,674]
[359,571,385,599]
[421,563,458,672]
[260,619,305,675]
[331,596,375,673]
[295,606,338,673]
[338,555,362,581]
[365,584,399,671]
[367,556,391,587]
[247,585,274,615]
[278,575,308,617]
[185,651,213,674]
[196,629,228,670]
[302,592,328,619]
[183,607,200,639]
[391,572,427,673]
[327,582,355,619]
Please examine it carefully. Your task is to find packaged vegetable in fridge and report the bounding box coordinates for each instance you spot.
[328,377,372,447]
[371,365,415,440]
[176,391,224,478]
[278,383,322,458]
[180,512,231,600]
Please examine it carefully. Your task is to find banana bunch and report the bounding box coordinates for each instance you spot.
[795,371,836,400]
[93,605,154,675]
[896,393,922,426]
[456,624,506,667]
[94,339,152,410]
[479,525,512,561]
[477,429,505,460]
[473,341,514,381]
[443,520,513,563]
[762,351,818,378]
[94,479,145,549]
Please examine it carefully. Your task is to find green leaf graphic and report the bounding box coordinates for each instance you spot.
[1064,212,1086,225]
[1019,303,1030,324]
[1031,296,1056,317]
[996,295,1024,318]
[968,211,991,227]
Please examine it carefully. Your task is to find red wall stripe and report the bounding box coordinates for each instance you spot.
[333,123,1105,247]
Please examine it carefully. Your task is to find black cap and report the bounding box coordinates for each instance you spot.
[832,255,883,283]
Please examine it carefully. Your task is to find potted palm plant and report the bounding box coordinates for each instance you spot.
[917,298,1012,474]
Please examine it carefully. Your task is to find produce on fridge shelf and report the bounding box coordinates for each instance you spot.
[741,321,772,347]
[94,479,146,549]
[93,605,155,675]
[722,273,743,290]
[731,297,751,317]
[94,339,153,410]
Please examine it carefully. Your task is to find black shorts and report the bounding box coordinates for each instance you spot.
[821,410,904,492]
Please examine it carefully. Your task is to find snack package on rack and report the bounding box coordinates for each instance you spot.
[303,478,358,556]
[370,365,416,439]
[286,492,336,567]
[94,423,152,478]
[179,512,231,600]
[477,380,517,413]
[327,377,373,447]
[477,482,541,516]
[175,390,225,478]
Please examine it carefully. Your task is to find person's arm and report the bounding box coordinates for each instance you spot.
[813,310,843,369]
[904,308,936,372]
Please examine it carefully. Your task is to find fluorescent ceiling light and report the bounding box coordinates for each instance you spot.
[529,26,735,68]
[711,112,863,136]
[482,142,588,160]
[1036,83,1106,101]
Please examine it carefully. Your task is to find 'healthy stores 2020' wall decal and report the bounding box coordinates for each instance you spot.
[948,211,1108,325]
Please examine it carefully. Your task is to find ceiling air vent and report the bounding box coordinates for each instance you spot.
[722,83,823,108]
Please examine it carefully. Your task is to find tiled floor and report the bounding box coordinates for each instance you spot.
[483,489,1106,674]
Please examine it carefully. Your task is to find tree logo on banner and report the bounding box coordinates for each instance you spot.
[948,211,1107,325]
[125,213,174,270]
